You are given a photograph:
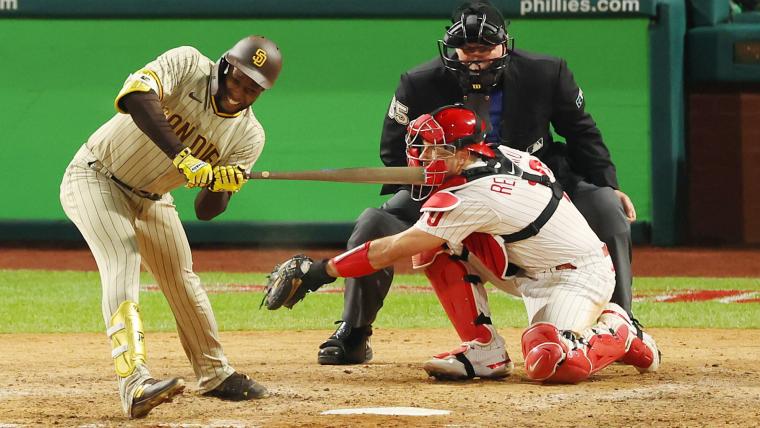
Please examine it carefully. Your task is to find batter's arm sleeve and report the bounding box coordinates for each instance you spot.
[550,59,619,189]
[121,91,186,158]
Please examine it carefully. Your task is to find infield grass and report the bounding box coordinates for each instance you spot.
[1,270,759,333]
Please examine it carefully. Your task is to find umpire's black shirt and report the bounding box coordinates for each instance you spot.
[380,49,619,197]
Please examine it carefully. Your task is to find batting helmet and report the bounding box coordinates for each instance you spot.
[211,35,282,96]
[225,36,282,89]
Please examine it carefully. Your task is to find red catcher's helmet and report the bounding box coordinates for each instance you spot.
[405,104,495,200]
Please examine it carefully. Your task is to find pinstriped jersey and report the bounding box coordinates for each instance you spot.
[84,46,265,195]
[414,146,604,274]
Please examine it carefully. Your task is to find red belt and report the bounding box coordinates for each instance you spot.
[555,263,576,271]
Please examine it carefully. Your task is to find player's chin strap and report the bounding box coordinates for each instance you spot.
[461,155,564,243]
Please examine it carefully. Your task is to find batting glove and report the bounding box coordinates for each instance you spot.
[210,165,248,193]
[172,147,213,188]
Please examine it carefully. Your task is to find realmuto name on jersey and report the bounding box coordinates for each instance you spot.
[166,112,220,164]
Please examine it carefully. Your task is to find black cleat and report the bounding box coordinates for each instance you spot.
[317,321,373,365]
[130,377,185,419]
[202,372,268,401]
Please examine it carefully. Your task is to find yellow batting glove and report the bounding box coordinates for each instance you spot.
[210,165,248,193]
[172,147,213,188]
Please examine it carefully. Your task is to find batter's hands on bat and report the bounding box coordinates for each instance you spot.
[209,165,248,193]
[172,147,213,188]
[614,189,637,222]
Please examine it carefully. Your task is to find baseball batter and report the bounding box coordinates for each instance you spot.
[265,105,660,383]
[59,35,282,418]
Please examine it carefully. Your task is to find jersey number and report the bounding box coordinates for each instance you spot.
[426,211,444,226]
[388,96,409,126]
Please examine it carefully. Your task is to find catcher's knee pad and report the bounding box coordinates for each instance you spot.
[425,255,492,343]
[108,301,147,378]
[521,323,592,383]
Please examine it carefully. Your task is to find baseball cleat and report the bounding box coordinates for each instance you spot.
[423,335,513,380]
[318,322,373,365]
[130,377,185,419]
[599,303,661,373]
[202,372,268,401]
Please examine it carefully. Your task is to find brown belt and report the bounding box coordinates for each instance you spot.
[87,160,162,201]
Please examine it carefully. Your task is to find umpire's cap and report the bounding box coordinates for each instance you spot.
[224,36,282,89]
[445,1,509,47]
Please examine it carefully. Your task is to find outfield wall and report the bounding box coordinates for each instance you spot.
[0,2,685,245]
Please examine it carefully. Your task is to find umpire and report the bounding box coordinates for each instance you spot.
[317,0,638,365]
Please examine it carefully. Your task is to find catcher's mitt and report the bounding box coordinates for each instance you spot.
[261,255,314,310]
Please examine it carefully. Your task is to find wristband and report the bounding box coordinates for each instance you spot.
[303,259,336,290]
[331,242,376,278]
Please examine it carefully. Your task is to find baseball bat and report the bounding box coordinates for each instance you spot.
[247,167,426,185]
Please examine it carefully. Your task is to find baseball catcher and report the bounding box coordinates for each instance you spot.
[265,105,660,383]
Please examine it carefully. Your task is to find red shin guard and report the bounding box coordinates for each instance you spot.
[621,336,656,369]
[522,322,629,384]
[424,255,492,343]
[586,325,629,375]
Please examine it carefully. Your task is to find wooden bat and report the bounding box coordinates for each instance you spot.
[247,167,426,185]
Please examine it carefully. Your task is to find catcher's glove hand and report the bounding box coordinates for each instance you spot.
[261,255,335,310]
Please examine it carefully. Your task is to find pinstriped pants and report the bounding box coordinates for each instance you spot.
[515,250,616,334]
[60,152,234,393]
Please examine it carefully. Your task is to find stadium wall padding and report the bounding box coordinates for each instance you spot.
[0,18,654,242]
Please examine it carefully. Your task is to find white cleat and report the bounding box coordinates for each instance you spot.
[423,334,513,380]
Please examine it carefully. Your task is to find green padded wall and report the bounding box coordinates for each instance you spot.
[0,19,650,224]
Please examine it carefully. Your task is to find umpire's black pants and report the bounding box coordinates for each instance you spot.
[340,182,634,328]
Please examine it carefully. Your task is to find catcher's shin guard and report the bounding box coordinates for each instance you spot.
[522,321,628,384]
[108,301,147,378]
[424,255,493,343]
[598,303,661,373]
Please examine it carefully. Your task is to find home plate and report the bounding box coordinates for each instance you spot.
[321,407,450,416]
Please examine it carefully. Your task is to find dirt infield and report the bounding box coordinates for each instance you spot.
[2,246,760,426]
[1,328,759,427]
[4,245,760,276]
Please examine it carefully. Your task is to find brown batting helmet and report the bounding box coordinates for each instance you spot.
[224,35,282,90]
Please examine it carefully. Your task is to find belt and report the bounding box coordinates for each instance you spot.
[554,263,576,271]
[87,160,163,201]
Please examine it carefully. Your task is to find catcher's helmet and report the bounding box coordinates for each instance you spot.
[211,35,282,96]
[438,1,511,92]
[405,105,494,200]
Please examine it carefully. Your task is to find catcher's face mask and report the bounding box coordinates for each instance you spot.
[405,114,456,201]
[405,105,494,201]
[438,11,512,93]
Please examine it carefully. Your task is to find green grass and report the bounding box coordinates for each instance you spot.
[1,270,759,333]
